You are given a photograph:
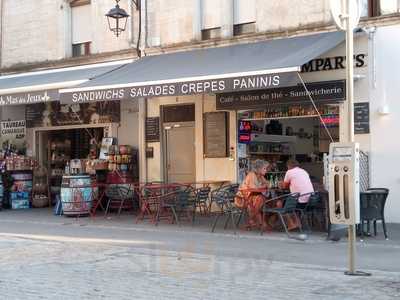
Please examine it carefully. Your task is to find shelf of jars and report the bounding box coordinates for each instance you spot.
[239,104,340,121]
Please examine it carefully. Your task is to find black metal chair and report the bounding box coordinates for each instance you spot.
[261,193,302,237]
[104,184,135,217]
[359,188,389,240]
[296,192,322,232]
[193,187,211,217]
[210,189,244,234]
[209,184,239,212]
[174,187,197,225]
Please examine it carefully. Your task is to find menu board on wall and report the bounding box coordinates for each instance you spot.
[354,102,370,134]
[25,101,120,128]
[145,117,160,142]
[203,112,229,158]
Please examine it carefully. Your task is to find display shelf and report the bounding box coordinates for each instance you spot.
[248,152,290,155]
[250,133,297,143]
[242,114,339,122]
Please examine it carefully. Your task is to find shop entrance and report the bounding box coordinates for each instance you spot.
[161,104,196,183]
[237,103,340,188]
[35,126,105,203]
[165,124,195,183]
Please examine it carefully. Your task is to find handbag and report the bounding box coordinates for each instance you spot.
[234,191,247,209]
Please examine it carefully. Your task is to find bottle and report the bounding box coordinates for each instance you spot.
[65,161,70,175]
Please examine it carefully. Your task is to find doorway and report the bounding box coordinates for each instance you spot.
[165,124,196,183]
[161,104,196,183]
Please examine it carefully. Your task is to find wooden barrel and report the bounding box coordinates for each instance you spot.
[61,174,93,216]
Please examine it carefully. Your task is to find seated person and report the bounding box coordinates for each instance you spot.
[236,159,270,229]
[280,159,314,209]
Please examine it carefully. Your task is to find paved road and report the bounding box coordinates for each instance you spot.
[0,211,399,299]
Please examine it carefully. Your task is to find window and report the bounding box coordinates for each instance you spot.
[201,27,221,40]
[362,0,399,17]
[201,0,222,40]
[379,0,399,14]
[72,42,91,57]
[71,1,92,57]
[233,22,256,36]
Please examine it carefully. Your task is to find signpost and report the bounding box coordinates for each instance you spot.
[329,0,370,276]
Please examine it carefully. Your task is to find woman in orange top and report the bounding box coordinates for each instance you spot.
[236,160,270,229]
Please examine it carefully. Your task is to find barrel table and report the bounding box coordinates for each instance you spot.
[61,174,94,216]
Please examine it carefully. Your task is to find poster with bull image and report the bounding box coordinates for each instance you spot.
[0,120,26,151]
[25,101,120,128]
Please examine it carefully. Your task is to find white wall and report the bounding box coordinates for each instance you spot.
[369,24,400,223]
[1,0,132,68]
[117,100,139,148]
[146,94,237,184]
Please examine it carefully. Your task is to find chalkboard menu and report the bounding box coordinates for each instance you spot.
[354,102,370,134]
[203,112,229,158]
[146,117,160,142]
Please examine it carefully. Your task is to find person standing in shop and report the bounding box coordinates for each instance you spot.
[279,159,314,208]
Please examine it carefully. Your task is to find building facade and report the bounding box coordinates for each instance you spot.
[0,0,400,221]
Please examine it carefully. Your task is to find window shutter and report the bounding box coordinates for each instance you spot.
[202,0,222,29]
[234,0,256,25]
[72,4,92,44]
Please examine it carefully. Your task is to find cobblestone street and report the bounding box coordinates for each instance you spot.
[0,211,399,299]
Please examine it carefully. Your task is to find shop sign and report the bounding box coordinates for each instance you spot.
[0,90,58,106]
[25,101,120,128]
[0,120,26,149]
[354,102,370,134]
[238,120,252,144]
[301,54,367,73]
[216,80,345,110]
[59,72,299,104]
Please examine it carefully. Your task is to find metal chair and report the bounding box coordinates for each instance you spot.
[210,189,244,234]
[209,184,239,212]
[261,193,302,237]
[296,191,322,232]
[104,184,135,217]
[194,187,211,216]
[359,188,389,240]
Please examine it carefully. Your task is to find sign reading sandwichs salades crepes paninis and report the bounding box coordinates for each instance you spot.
[59,72,299,103]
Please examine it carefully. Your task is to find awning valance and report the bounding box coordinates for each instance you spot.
[0,60,132,106]
[60,31,344,104]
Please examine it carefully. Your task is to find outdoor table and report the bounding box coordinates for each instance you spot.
[136,183,187,223]
[191,180,231,188]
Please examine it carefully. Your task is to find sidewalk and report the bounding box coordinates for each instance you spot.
[0,209,400,299]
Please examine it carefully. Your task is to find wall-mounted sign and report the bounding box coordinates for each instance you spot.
[238,120,252,144]
[203,112,229,158]
[59,72,299,104]
[216,80,346,110]
[354,102,370,134]
[0,120,26,149]
[145,117,160,142]
[0,90,58,106]
[301,54,367,73]
[25,101,120,128]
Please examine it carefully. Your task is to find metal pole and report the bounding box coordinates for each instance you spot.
[345,0,356,275]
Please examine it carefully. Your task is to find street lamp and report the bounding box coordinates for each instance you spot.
[106,1,130,37]
[106,0,142,56]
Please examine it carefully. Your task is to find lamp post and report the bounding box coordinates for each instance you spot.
[106,0,142,57]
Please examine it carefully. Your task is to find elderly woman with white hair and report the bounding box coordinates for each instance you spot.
[235,159,271,230]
